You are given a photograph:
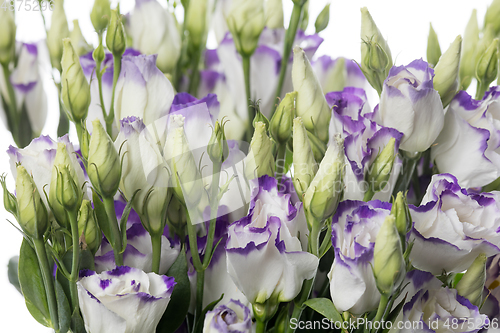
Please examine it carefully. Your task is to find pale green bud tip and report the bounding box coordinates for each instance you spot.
[374,215,405,295]
[252,103,270,132]
[265,0,284,29]
[485,0,500,34]
[91,0,111,33]
[0,10,16,65]
[315,3,330,34]
[55,165,81,211]
[78,200,101,254]
[367,138,396,193]
[1,175,17,216]
[434,35,462,106]
[456,253,487,306]
[106,9,126,57]
[476,38,499,85]
[208,121,229,164]
[247,121,275,179]
[270,92,296,144]
[70,20,90,56]
[391,191,407,236]
[186,0,207,47]
[292,117,318,199]
[427,23,442,67]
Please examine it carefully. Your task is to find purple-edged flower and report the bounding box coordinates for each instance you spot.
[408,174,500,274]
[328,200,392,314]
[312,55,367,94]
[77,266,176,333]
[432,88,500,188]
[396,270,488,333]
[376,59,444,153]
[203,300,252,333]
[226,175,317,304]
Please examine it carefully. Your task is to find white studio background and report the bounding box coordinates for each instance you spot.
[0,0,492,331]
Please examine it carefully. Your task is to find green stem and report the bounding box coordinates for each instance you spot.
[186,214,203,270]
[309,216,321,257]
[192,269,205,333]
[188,45,202,96]
[151,232,162,274]
[68,211,80,312]
[363,188,375,202]
[203,162,222,268]
[272,3,303,118]
[33,238,59,332]
[256,319,267,333]
[1,63,19,141]
[476,80,489,100]
[107,54,122,136]
[372,294,389,332]
[286,277,315,333]
[103,196,123,266]
[276,144,287,186]
[392,153,419,196]
[242,55,253,121]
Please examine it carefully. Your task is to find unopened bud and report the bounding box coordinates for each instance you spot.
[484,0,500,35]
[270,92,296,144]
[315,3,330,34]
[426,23,441,68]
[323,57,347,93]
[93,44,106,66]
[246,121,275,180]
[186,0,207,47]
[292,117,318,200]
[91,0,111,34]
[0,10,16,65]
[106,9,126,57]
[306,130,326,163]
[208,121,229,164]
[391,191,409,237]
[1,175,17,216]
[46,0,70,71]
[78,200,101,255]
[252,103,270,132]
[366,137,396,194]
[434,35,462,107]
[460,10,479,90]
[55,165,81,212]
[226,0,265,56]
[360,7,392,68]
[456,253,487,307]
[476,38,499,88]
[70,20,91,56]
[265,0,284,29]
[80,126,90,161]
[299,0,309,31]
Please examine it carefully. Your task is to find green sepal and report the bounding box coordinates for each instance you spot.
[303,298,343,324]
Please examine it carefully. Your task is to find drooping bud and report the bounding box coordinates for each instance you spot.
[207,121,229,165]
[186,0,207,47]
[484,0,500,35]
[292,117,318,200]
[226,0,265,56]
[77,200,101,255]
[61,39,91,123]
[90,0,111,34]
[46,0,70,71]
[88,119,121,198]
[433,35,462,107]
[265,0,284,29]
[16,165,48,239]
[292,46,331,143]
[456,253,487,307]
[315,3,330,34]
[70,20,91,56]
[460,10,479,90]
[106,9,126,57]
[373,215,405,296]
[476,38,499,94]
[245,122,275,180]
[366,137,396,195]
[270,92,296,144]
[303,135,344,226]
[1,175,17,216]
[426,23,441,68]
[0,10,16,65]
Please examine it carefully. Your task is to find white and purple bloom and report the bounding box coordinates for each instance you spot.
[203,300,252,333]
[408,174,500,274]
[432,88,500,188]
[226,175,317,304]
[328,199,392,314]
[77,266,176,333]
[375,59,444,153]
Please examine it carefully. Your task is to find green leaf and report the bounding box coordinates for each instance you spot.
[381,296,406,333]
[156,246,191,333]
[55,280,71,333]
[92,189,111,241]
[8,255,21,294]
[119,189,140,254]
[19,239,51,327]
[303,298,342,324]
[71,307,86,333]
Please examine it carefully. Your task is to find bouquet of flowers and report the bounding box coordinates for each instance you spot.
[4,0,500,332]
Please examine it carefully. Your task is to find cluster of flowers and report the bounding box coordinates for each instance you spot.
[4,0,500,333]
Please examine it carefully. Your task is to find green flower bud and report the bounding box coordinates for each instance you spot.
[93,43,106,66]
[207,121,229,164]
[270,92,296,144]
[323,57,347,93]
[61,38,91,122]
[106,9,126,57]
[265,0,284,29]
[70,20,91,56]
[54,165,81,212]
[366,138,396,194]
[434,35,462,107]
[46,0,70,71]
[292,117,318,200]
[485,0,500,35]
[252,103,270,132]
[474,25,495,71]
[166,195,187,236]
[80,126,90,161]
[460,10,479,90]
[226,0,265,56]
[1,175,17,216]
[91,0,111,34]
[88,119,121,198]
[306,130,326,163]
[246,121,275,180]
[303,135,344,226]
[426,23,441,68]
[456,253,487,307]
[0,9,16,65]
[476,38,499,88]
[77,200,101,255]
[315,3,330,34]
[186,0,207,47]
[16,165,48,239]
[299,0,309,31]
[374,215,405,296]
[360,7,392,68]
[391,191,409,237]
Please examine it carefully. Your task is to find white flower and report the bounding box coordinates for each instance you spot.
[203,300,252,333]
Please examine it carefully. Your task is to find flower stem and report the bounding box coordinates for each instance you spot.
[103,196,123,266]
[188,45,202,97]
[68,210,81,312]
[192,269,205,333]
[203,162,222,269]
[242,55,253,124]
[392,152,420,196]
[276,144,287,187]
[106,54,122,136]
[286,277,315,333]
[476,80,489,100]
[151,232,162,274]
[372,294,389,333]
[256,319,267,333]
[33,238,59,332]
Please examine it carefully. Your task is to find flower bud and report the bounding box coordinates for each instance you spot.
[80,126,90,161]
[265,0,284,29]
[186,0,207,47]
[323,57,347,93]
[207,121,229,164]
[1,175,17,216]
[0,10,16,65]
[360,7,392,69]
[106,9,126,57]
[306,130,326,164]
[484,0,500,35]
[77,200,101,255]
[292,46,331,143]
[91,0,111,34]
[391,191,409,238]
[315,3,330,34]
[92,43,106,66]
[246,121,275,180]
[303,135,344,226]
[474,25,495,72]
[88,119,121,198]
[61,38,91,122]
[292,117,318,200]
[70,20,91,56]
[366,137,396,194]
[460,10,479,90]
[299,0,309,31]
[426,23,441,68]
[16,165,48,239]
[361,40,390,95]
[476,38,499,89]
[166,195,187,236]
[226,0,265,56]
[456,253,487,307]
[373,215,405,296]
[270,92,296,144]
[46,0,70,71]
[434,35,462,107]
[252,103,270,132]
[55,165,81,212]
